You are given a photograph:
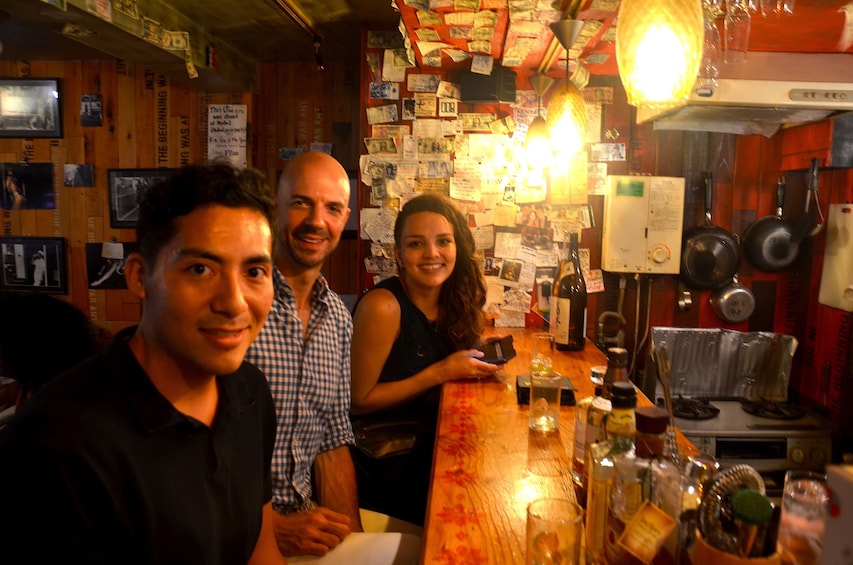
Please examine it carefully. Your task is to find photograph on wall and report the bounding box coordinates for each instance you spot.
[108,168,175,228]
[80,93,103,127]
[64,163,94,187]
[1,162,55,210]
[85,241,136,289]
[0,236,67,294]
[0,78,62,138]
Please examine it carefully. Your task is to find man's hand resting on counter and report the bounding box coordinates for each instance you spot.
[273,506,353,556]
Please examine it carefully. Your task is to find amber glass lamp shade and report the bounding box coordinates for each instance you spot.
[525,115,551,169]
[616,0,704,108]
[546,80,587,157]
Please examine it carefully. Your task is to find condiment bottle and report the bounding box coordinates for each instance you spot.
[572,365,606,508]
[585,381,637,563]
[603,346,629,399]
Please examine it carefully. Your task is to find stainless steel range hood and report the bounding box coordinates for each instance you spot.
[636,52,853,137]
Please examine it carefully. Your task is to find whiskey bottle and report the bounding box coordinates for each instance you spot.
[585,381,637,563]
[572,366,606,508]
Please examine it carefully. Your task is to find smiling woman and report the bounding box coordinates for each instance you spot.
[349,192,498,526]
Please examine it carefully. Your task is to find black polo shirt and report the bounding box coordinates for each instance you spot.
[0,327,276,564]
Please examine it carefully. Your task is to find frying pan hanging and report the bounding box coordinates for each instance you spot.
[681,171,741,290]
[742,176,800,272]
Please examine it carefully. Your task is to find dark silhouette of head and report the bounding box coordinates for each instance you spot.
[0,293,101,403]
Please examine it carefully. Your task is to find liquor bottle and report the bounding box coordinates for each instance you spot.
[605,406,675,564]
[572,365,606,508]
[585,381,637,563]
[602,346,630,399]
[553,232,587,351]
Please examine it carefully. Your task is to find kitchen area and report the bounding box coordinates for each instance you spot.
[0,0,852,562]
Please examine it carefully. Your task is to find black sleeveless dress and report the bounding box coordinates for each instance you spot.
[351,276,453,526]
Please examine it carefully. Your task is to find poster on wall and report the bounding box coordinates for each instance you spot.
[207,104,247,168]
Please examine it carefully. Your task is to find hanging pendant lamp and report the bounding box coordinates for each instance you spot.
[546,19,587,157]
[525,73,554,169]
[546,80,586,157]
[616,0,704,108]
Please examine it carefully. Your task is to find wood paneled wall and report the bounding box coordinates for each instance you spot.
[0,59,247,336]
[0,59,359,341]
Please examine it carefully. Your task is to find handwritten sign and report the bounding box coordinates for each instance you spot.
[207,104,247,168]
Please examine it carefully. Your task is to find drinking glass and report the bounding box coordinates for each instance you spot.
[530,332,554,377]
[760,0,794,16]
[777,469,829,565]
[724,0,751,63]
[529,372,562,432]
[527,498,584,565]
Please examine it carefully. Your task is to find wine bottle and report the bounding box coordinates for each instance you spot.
[553,232,587,351]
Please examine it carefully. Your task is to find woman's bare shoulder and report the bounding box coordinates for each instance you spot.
[354,287,401,321]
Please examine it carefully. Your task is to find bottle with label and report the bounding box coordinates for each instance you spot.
[553,232,587,351]
[602,346,630,399]
[585,381,637,563]
[572,365,606,508]
[605,406,677,564]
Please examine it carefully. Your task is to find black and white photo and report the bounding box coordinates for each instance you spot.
[0,236,67,293]
[0,78,62,138]
[80,93,103,127]
[64,163,95,187]
[85,241,136,289]
[108,168,175,228]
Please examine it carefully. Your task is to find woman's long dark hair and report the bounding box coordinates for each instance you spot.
[394,192,485,349]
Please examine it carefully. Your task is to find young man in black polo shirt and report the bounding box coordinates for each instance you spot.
[0,163,286,565]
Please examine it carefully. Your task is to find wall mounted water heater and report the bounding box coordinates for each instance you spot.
[601,175,686,274]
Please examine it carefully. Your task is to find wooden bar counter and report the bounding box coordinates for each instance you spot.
[419,327,698,564]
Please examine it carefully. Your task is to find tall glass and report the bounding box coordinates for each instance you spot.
[724,0,751,63]
[529,332,554,377]
[777,469,829,565]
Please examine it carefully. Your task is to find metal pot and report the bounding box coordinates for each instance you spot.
[710,274,755,323]
[681,171,741,290]
[742,176,800,272]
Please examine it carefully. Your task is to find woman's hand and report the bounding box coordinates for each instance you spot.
[438,349,502,383]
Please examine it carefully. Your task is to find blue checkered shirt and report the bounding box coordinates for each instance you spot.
[245,268,355,513]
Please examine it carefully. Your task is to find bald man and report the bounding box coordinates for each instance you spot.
[246,152,361,556]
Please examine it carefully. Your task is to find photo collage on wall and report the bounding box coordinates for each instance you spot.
[360,28,602,327]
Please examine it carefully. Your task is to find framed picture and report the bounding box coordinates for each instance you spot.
[108,168,175,228]
[0,78,62,138]
[0,236,67,293]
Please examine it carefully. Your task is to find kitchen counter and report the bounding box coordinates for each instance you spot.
[419,327,699,563]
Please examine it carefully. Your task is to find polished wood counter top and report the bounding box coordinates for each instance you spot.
[420,327,698,564]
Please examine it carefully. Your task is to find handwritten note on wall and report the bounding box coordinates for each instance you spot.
[207,104,247,168]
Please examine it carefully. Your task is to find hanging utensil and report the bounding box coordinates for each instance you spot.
[653,343,677,455]
[710,274,755,323]
[681,171,741,289]
[742,176,800,272]
[800,157,825,238]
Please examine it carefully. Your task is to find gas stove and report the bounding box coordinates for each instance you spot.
[661,397,833,479]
